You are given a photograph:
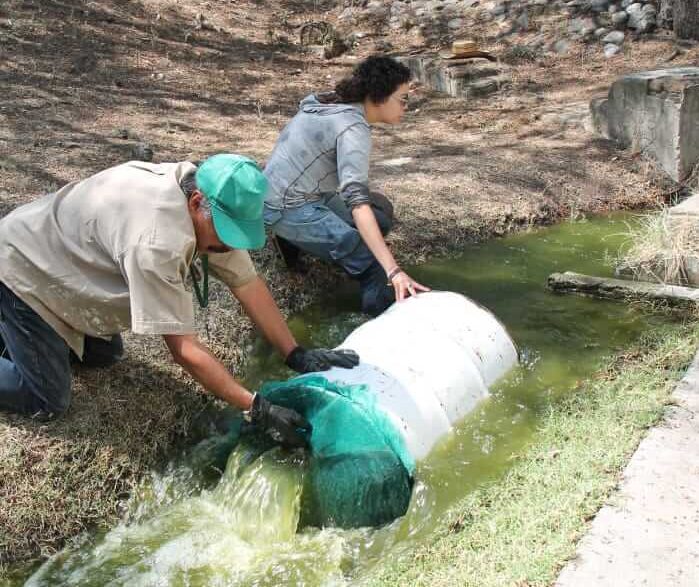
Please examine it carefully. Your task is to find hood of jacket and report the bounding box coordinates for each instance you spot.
[299,94,367,119]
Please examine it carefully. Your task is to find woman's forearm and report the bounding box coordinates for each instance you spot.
[351,204,397,274]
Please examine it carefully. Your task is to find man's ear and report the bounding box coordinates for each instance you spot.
[187,190,204,211]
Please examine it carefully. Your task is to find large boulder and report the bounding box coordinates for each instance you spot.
[591,67,699,182]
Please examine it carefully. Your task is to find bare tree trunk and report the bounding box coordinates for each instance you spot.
[658,0,674,30]
[674,0,699,40]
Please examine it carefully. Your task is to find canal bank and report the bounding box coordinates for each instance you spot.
[555,344,699,587]
[8,214,698,586]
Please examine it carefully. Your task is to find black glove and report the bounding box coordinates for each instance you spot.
[285,345,360,374]
[249,393,312,449]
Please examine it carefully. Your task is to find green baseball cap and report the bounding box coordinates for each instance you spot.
[195,153,268,250]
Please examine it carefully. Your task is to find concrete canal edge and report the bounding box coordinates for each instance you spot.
[555,350,699,587]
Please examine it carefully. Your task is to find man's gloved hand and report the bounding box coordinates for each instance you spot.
[285,345,360,374]
[248,393,312,449]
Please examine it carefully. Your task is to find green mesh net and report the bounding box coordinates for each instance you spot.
[260,375,414,528]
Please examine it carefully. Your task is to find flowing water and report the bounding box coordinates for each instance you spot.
[17,214,675,586]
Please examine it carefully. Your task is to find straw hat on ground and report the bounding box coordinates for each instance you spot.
[438,39,496,61]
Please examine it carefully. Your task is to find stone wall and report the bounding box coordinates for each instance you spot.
[337,0,668,56]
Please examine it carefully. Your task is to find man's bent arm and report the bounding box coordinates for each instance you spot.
[163,333,253,409]
[231,276,297,359]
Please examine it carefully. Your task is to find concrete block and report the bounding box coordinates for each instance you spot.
[397,54,510,99]
[591,67,699,181]
[669,192,699,217]
[590,96,610,137]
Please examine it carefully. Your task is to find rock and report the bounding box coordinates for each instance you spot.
[324,37,350,59]
[569,16,597,35]
[115,128,130,140]
[626,2,656,31]
[595,26,610,37]
[621,0,634,7]
[448,17,464,29]
[604,43,622,57]
[590,0,609,12]
[514,10,530,31]
[306,44,327,59]
[633,15,657,32]
[366,0,389,18]
[603,30,625,43]
[338,7,355,22]
[552,38,571,53]
[132,142,154,162]
[347,31,366,42]
[390,2,407,15]
[374,39,394,52]
[640,17,657,33]
[608,3,620,13]
[486,1,508,16]
[611,10,629,26]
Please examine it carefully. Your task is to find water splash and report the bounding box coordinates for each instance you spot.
[25,445,320,586]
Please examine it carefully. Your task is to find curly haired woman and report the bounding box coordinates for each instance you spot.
[263,55,429,316]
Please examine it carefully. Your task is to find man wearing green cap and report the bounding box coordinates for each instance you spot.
[0,154,359,448]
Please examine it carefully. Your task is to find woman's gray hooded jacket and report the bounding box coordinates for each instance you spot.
[263,94,372,210]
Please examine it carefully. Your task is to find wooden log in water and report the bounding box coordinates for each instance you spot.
[547,271,699,306]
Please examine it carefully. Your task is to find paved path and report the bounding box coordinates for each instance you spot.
[556,351,699,587]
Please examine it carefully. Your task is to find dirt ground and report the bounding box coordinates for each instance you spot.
[1,0,697,569]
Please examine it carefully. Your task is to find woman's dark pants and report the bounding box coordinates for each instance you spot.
[0,281,122,419]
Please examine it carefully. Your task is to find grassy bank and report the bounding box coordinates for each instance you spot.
[365,321,698,587]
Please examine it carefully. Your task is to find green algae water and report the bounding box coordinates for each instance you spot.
[18,214,674,586]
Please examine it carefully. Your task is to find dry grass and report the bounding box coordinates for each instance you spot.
[620,209,699,285]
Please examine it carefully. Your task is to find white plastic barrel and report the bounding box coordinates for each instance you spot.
[320,291,518,461]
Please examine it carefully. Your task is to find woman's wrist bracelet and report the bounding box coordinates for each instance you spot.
[386,266,402,283]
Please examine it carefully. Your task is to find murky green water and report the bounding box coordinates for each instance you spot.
[16,214,672,586]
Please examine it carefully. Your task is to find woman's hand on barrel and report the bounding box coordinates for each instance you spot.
[390,269,430,302]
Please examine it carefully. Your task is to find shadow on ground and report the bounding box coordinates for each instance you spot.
[0,0,306,192]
